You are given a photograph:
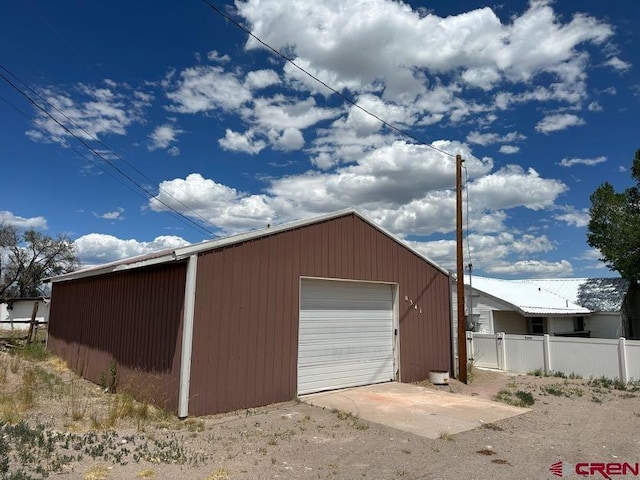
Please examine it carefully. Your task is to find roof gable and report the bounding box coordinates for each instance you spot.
[50,209,449,283]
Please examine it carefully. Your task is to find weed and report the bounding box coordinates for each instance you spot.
[108,360,117,393]
[401,448,411,454]
[14,342,50,362]
[528,368,544,377]
[19,367,38,409]
[494,389,534,407]
[477,448,496,456]
[84,464,110,480]
[205,467,231,480]
[591,395,603,404]
[334,410,369,430]
[467,357,477,383]
[589,376,627,391]
[480,423,503,431]
[136,469,156,478]
[542,383,583,398]
[184,418,205,433]
[68,380,89,421]
[620,392,638,399]
[438,430,453,441]
[10,355,20,374]
[514,390,535,406]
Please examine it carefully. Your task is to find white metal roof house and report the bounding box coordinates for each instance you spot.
[453,276,628,339]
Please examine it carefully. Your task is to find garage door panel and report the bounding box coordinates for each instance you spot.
[298,360,393,394]
[298,346,391,365]
[298,279,395,395]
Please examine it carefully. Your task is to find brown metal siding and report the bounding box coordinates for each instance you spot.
[47,261,187,414]
[189,213,450,416]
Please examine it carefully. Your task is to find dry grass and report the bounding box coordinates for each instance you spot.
[84,464,110,480]
[136,469,156,478]
[204,467,231,480]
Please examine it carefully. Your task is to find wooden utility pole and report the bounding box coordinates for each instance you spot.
[456,154,468,383]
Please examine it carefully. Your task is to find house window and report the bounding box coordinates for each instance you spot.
[530,317,545,335]
[574,316,585,332]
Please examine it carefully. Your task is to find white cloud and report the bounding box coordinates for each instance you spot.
[26,83,149,144]
[535,113,585,133]
[470,165,567,211]
[148,124,183,151]
[218,129,267,154]
[149,173,274,233]
[587,101,602,111]
[74,233,190,266]
[238,0,612,108]
[245,69,281,89]
[270,127,304,151]
[409,231,560,274]
[499,145,520,154]
[604,56,631,72]
[554,206,590,227]
[486,259,573,277]
[467,130,526,146]
[207,50,230,63]
[0,211,47,229]
[93,207,125,221]
[166,66,253,113]
[167,146,181,157]
[559,156,606,167]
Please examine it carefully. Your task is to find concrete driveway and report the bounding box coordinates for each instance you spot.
[301,382,529,439]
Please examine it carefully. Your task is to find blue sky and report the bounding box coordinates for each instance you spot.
[1,0,638,278]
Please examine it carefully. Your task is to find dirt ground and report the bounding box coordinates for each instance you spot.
[1,347,640,480]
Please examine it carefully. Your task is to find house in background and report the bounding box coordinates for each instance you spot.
[453,276,631,339]
[453,276,591,337]
[523,277,628,338]
[0,297,50,331]
[46,209,452,417]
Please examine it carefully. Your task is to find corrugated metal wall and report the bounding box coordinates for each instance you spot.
[47,261,187,413]
[189,213,450,415]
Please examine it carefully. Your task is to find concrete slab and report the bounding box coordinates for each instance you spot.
[301,382,529,439]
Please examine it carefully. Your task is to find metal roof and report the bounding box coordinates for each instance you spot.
[517,277,628,312]
[50,208,450,283]
[465,275,591,316]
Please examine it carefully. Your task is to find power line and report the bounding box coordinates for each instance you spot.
[198,0,456,160]
[0,64,220,237]
[0,69,217,237]
[0,92,186,210]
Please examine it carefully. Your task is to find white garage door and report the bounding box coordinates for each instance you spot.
[298,278,395,395]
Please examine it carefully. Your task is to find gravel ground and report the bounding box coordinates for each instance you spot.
[1,348,639,480]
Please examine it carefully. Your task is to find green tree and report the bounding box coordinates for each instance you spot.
[587,149,640,282]
[0,225,79,298]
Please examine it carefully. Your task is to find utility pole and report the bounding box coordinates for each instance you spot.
[456,154,468,383]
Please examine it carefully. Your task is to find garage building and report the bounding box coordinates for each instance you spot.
[48,209,452,417]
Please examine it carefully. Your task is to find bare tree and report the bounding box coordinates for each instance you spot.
[0,225,79,299]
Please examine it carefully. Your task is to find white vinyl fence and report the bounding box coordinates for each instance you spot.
[467,332,640,382]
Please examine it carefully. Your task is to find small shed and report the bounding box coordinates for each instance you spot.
[47,209,452,417]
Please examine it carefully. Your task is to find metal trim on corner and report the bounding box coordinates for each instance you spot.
[178,254,198,418]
